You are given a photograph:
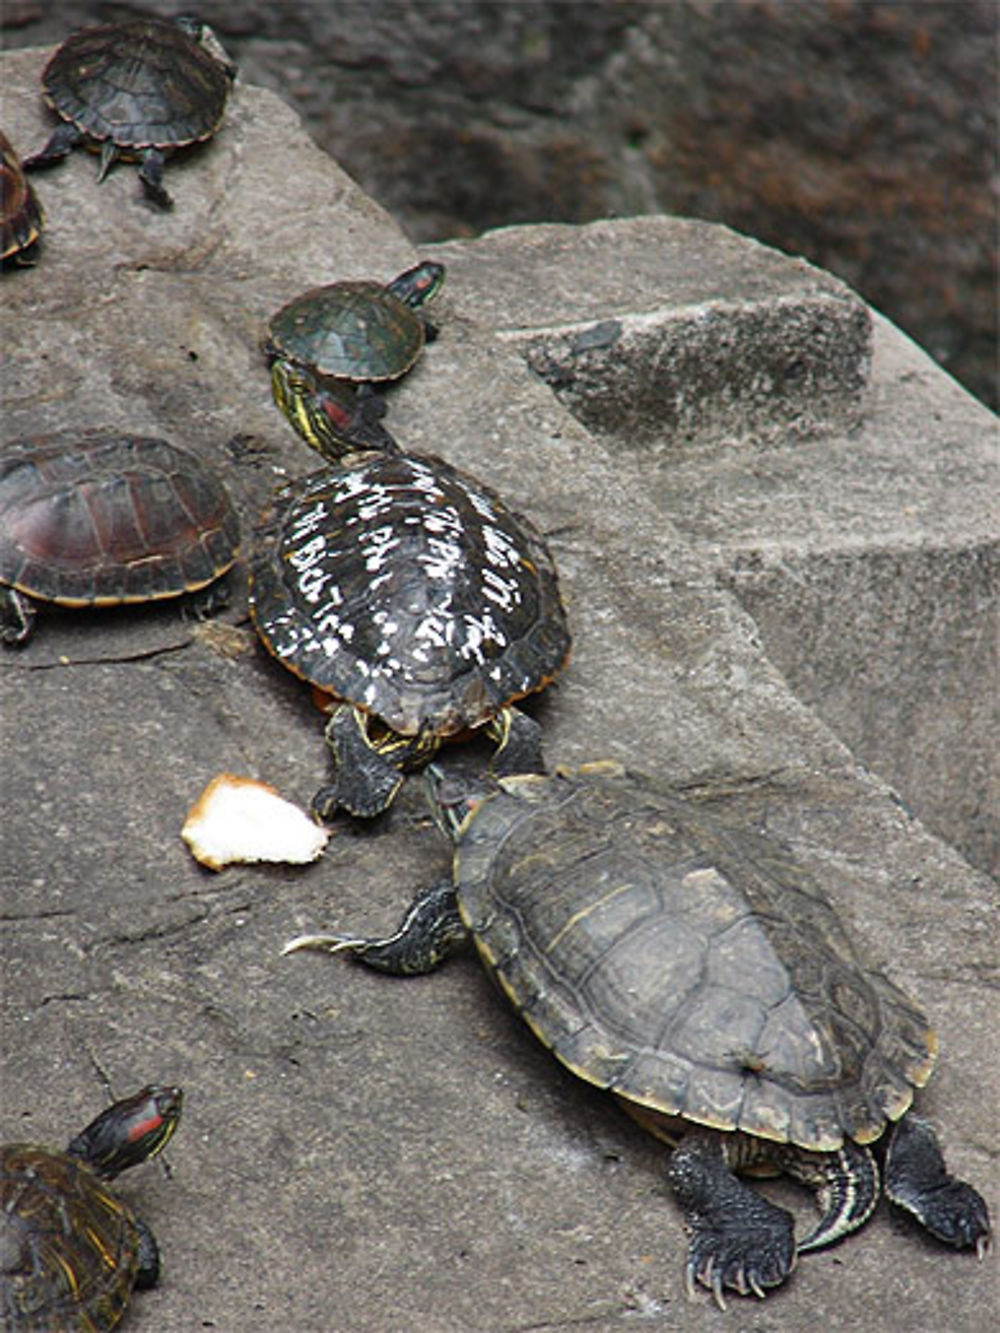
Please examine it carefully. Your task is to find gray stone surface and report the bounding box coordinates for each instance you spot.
[429,220,999,879]
[4,0,995,410]
[432,216,872,447]
[2,48,997,1333]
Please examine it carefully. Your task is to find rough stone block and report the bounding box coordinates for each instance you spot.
[432,216,872,447]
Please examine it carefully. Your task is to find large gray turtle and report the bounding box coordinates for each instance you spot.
[285,763,990,1306]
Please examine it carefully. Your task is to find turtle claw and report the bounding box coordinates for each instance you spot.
[682,1215,795,1308]
[282,881,467,977]
[670,1134,797,1305]
[281,933,358,957]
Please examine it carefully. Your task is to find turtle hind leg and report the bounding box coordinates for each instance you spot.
[0,587,36,647]
[486,707,545,778]
[667,1131,796,1308]
[23,121,83,168]
[283,879,467,976]
[132,1218,161,1289]
[313,706,407,820]
[885,1115,991,1255]
[137,147,173,208]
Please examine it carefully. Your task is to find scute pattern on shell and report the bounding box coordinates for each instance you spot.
[455,768,937,1153]
[0,1146,138,1332]
[267,281,426,383]
[0,432,239,606]
[40,18,231,150]
[249,452,570,736]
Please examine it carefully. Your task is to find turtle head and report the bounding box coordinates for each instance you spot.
[425,762,494,841]
[386,261,445,311]
[173,15,238,79]
[66,1085,183,1181]
[268,357,398,461]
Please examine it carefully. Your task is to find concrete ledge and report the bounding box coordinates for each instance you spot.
[432,228,999,878]
[432,216,872,445]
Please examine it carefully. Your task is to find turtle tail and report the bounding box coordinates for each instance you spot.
[792,1140,880,1252]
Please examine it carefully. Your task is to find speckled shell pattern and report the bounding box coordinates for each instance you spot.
[40,19,231,150]
[249,452,570,737]
[0,131,42,261]
[455,768,937,1154]
[0,1146,138,1332]
[0,432,239,606]
[268,282,426,383]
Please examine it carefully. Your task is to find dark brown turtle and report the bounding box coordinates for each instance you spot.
[24,16,235,208]
[0,431,240,646]
[0,130,43,265]
[1,1085,182,1332]
[286,763,991,1306]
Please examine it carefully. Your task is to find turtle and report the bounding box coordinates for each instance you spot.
[0,131,43,265]
[268,357,401,461]
[23,16,235,209]
[265,261,445,457]
[0,430,241,646]
[1,1083,182,1332]
[249,450,570,818]
[285,762,991,1306]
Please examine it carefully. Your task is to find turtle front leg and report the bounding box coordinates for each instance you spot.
[313,705,408,820]
[23,121,84,169]
[486,706,545,778]
[667,1131,796,1308]
[137,146,173,208]
[0,586,36,647]
[133,1218,161,1290]
[283,879,467,975]
[885,1115,991,1255]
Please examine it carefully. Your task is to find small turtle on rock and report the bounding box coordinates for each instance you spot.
[1,1084,182,1331]
[25,16,235,208]
[0,431,240,646]
[265,262,444,456]
[286,763,991,1306]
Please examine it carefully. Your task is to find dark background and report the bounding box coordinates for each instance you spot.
[4,0,996,408]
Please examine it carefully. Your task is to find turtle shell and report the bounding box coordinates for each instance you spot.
[39,18,232,152]
[0,1145,140,1332]
[0,131,42,263]
[267,282,426,384]
[0,431,240,607]
[249,452,570,736]
[453,766,937,1154]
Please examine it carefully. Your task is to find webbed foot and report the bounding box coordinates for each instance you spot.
[283,880,466,975]
[133,1218,161,1290]
[668,1134,796,1308]
[23,122,83,169]
[0,586,36,647]
[885,1115,991,1256]
[138,147,172,208]
[487,707,545,778]
[314,706,407,820]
